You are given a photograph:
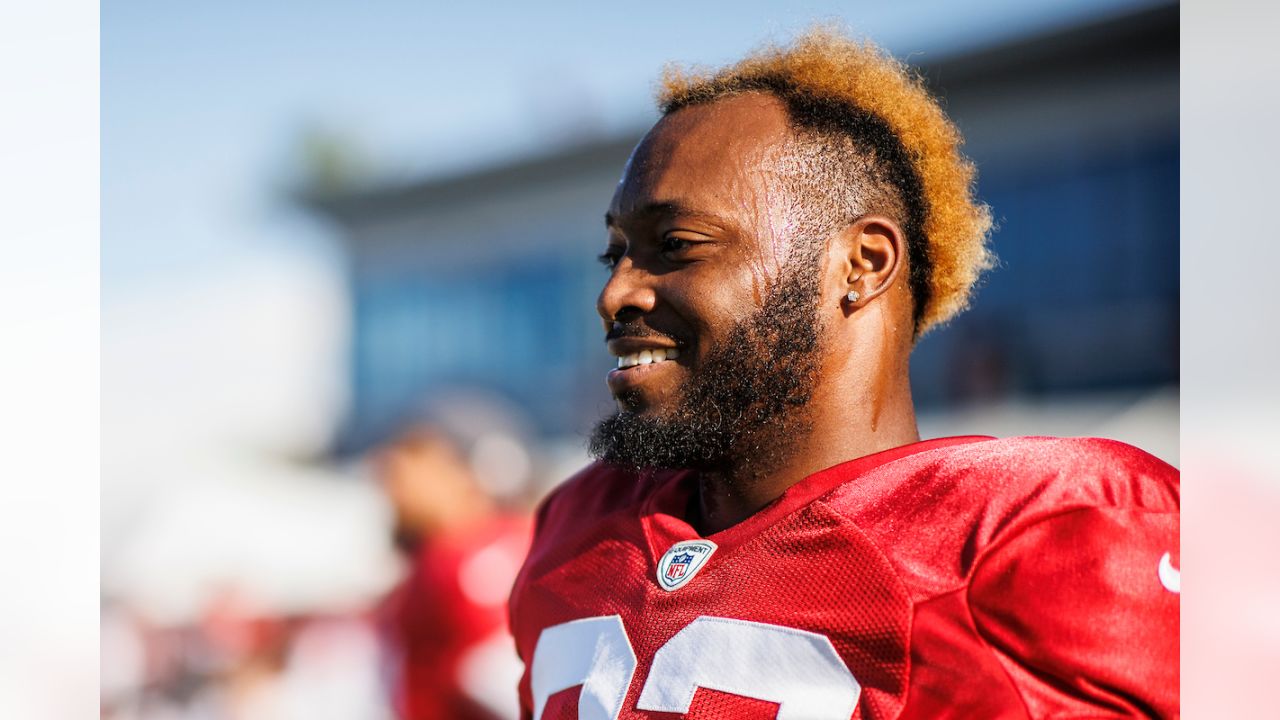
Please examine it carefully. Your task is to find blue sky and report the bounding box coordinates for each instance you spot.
[102,0,1163,293]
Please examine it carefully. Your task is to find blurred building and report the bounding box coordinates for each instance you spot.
[305,3,1177,458]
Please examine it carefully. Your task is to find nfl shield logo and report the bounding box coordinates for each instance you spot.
[656,540,717,592]
[666,553,694,580]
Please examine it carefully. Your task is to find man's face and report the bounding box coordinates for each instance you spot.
[589,93,829,471]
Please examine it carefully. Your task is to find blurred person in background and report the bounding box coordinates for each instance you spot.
[375,424,531,720]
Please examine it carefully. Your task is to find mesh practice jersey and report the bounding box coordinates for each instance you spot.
[509,436,1180,719]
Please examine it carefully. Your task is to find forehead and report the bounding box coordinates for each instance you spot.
[609,93,796,226]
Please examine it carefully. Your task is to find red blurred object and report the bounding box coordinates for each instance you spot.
[201,589,293,667]
[382,513,531,720]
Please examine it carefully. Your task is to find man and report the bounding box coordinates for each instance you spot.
[509,29,1178,719]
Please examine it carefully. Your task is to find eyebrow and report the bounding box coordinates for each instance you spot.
[605,201,732,229]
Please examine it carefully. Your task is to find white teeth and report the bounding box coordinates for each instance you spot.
[616,348,680,369]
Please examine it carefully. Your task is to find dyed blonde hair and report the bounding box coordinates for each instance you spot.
[658,28,994,335]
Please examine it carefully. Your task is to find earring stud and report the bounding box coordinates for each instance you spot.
[845,290,860,303]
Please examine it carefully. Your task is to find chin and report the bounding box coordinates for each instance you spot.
[612,387,675,416]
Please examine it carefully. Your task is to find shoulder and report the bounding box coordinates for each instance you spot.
[817,436,1178,596]
[511,462,653,625]
[853,437,1180,714]
[956,439,1180,716]
[926,435,1179,550]
[538,461,647,516]
[933,435,1179,516]
[824,435,1177,528]
[531,461,673,540]
[951,434,1175,479]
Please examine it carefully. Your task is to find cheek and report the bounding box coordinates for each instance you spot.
[662,267,760,355]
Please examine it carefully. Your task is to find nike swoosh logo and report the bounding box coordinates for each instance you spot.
[1158,552,1180,594]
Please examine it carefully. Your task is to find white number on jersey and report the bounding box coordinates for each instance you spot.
[531,615,637,720]
[531,615,861,720]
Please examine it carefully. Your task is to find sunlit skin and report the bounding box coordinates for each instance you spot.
[598,93,921,534]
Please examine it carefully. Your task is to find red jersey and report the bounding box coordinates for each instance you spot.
[509,436,1179,719]
[382,514,532,720]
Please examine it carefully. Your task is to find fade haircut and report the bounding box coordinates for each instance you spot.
[658,28,994,336]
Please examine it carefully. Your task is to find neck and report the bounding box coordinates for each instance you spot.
[693,364,919,535]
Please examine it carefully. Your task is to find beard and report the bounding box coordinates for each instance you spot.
[588,252,824,475]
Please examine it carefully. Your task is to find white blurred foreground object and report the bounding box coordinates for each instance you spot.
[100,239,377,622]
[1182,1,1280,717]
[104,460,398,624]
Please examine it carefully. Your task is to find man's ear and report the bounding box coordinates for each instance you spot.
[833,215,906,308]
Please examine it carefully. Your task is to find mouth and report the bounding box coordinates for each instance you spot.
[606,346,683,396]
[614,347,680,369]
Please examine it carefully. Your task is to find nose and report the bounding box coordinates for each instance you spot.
[596,255,658,326]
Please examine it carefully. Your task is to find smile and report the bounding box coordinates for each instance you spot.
[616,347,681,369]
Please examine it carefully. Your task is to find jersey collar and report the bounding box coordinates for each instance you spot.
[640,436,994,564]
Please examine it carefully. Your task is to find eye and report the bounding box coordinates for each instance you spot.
[660,236,694,257]
[597,248,622,270]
